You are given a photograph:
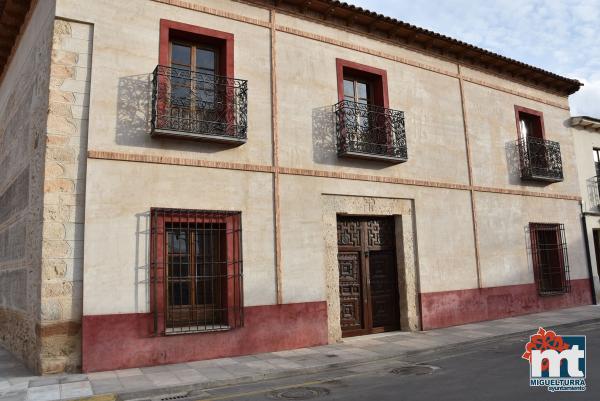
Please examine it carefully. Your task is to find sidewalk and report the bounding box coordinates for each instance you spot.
[1,305,598,401]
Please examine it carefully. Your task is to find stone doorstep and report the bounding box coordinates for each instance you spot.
[113,315,600,401]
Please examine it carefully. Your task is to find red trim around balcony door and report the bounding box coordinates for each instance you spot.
[335,58,389,108]
[159,19,234,77]
[514,105,546,140]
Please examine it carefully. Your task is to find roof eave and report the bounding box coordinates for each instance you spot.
[244,0,583,97]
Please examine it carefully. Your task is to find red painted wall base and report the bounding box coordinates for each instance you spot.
[82,301,327,372]
[420,278,593,330]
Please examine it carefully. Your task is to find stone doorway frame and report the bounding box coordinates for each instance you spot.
[322,194,420,343]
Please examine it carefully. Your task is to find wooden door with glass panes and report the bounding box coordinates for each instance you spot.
[170,42,221,132]
[166,223,226,328]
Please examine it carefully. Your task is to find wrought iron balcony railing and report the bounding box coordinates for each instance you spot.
[151,65,247,144]
[516,136,563,182]
[334,100,408,163]
[587,176,600,209]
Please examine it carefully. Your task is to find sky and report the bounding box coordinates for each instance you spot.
[347,0,600,117]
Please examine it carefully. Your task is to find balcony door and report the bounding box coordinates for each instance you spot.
[170,41,221,132]
[337,216,400,337]
[517,107,549,172]
[342,74,392,155]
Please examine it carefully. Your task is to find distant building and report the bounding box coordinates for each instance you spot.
[571,115,600,302]
[0,0,595,374]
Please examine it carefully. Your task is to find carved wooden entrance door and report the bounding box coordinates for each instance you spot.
[337,216,399,337]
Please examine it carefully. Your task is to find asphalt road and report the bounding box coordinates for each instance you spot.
[181,321,600,401]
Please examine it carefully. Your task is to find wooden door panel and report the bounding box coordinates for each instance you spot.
[369,250,399,329]
[367,218,395,248]
[337,219,362,248]
[338,251,363,332]
[337,216,399,336]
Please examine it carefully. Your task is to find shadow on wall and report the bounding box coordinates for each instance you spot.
[311,105,391,171]
[504,140,550,188]
[135,211,150,314]
[115,74,233,154]
[116,74,152,147]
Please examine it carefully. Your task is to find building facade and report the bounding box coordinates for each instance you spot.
[572,116,600,303]
[0,0,594,374]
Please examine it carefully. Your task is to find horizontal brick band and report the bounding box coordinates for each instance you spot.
[152,0,270,28]
[88,150,581,202]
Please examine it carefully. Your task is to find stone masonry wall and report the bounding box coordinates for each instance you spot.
[38,19,92,374]
[0,2,54,372]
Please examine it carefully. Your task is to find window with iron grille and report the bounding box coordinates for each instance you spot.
[529,223,570,295]
[150,209,243,335]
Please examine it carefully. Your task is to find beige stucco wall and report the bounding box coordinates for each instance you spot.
[465,81,580,196]
[0,0,56,372]
[55,0,274,167]
[276,31,470,185]
[83,160,276,315]
[476,193,588,288]
[43,0,589,341]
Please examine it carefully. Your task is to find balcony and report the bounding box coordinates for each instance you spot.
[516,136,563,182]
[151,65,247,144]
[334,100,408,163]
[587,176,600,210]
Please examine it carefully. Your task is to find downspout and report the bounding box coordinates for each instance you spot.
[580,201,598,304]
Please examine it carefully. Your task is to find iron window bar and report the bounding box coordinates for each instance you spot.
[151,65,248,144]
[150,208,243,335]
[334,100,408,163]
[516,136,563,182]
[529,223,571,295]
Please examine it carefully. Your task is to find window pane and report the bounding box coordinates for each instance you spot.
[195,226,223,306]
[169,282,190,306]
[356,82,368,101]
[519,113,542,139]
[196,48,216,73]
[172,44,191,66]
[519,120,528,138]
[168,255,189,277]
[594,150,599,163]
[168,230,188,253]
[170,68,191,107]
[343,80,354,98]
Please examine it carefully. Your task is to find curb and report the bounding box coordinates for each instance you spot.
[112,317,600,401]
[72,395,117,401]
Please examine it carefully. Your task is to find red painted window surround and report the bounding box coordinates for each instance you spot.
[159,19,234,77]
[150,210,242,336]
[529,223,568,294]
[335,58,389,108]
[514,105,546,140]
